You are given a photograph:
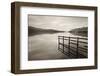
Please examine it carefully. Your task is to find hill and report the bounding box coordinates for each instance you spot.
[69,27,88,37]
[28,26,65,36]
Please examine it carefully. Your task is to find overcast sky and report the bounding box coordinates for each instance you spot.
[28,15,88,31]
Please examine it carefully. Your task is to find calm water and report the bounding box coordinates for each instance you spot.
[28,32,87,60]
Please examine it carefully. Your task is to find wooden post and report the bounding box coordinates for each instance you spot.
[76,37,79,58]
[68,37,70,57]
[63,36,64,53]
[58,36,60,50]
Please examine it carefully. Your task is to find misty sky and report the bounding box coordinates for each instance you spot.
[28,15,88,31]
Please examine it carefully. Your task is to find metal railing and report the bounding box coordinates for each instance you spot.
[58,36,88,58]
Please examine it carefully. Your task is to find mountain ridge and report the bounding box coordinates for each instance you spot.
[28,26,65,36]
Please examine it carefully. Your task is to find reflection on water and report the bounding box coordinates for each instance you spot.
[28,32,87,60]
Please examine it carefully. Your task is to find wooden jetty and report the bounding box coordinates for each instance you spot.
[58,36,88,58]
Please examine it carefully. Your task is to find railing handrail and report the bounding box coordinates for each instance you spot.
[58,36,88,40]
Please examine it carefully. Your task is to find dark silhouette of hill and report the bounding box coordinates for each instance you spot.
[28,26,65,36]
[69,27,88,37]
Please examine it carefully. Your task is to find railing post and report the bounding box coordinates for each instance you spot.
[63,36,64,53]
[58,36,60,50]
[76,37,79,58]
[68,37,70,57]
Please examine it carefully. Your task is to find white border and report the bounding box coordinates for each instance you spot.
[20,6,95,70]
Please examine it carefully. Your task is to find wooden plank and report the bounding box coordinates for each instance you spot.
[78,46,87,50]
[79,41,87,44]
[70,39,77,42]
[70,42,77,45]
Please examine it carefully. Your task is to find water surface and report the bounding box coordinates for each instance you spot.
[28,32,87,60]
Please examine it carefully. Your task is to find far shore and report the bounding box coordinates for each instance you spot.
[69,27,88,37]
[28,26,65,36]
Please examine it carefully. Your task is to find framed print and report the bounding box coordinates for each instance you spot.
[11,2,98,74]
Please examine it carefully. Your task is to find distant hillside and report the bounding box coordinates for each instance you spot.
[69,27,88,37]
[28,26,65,36]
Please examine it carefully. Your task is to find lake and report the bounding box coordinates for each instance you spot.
[28,32,87,60]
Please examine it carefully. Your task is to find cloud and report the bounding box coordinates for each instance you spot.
[28,15,88,31]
